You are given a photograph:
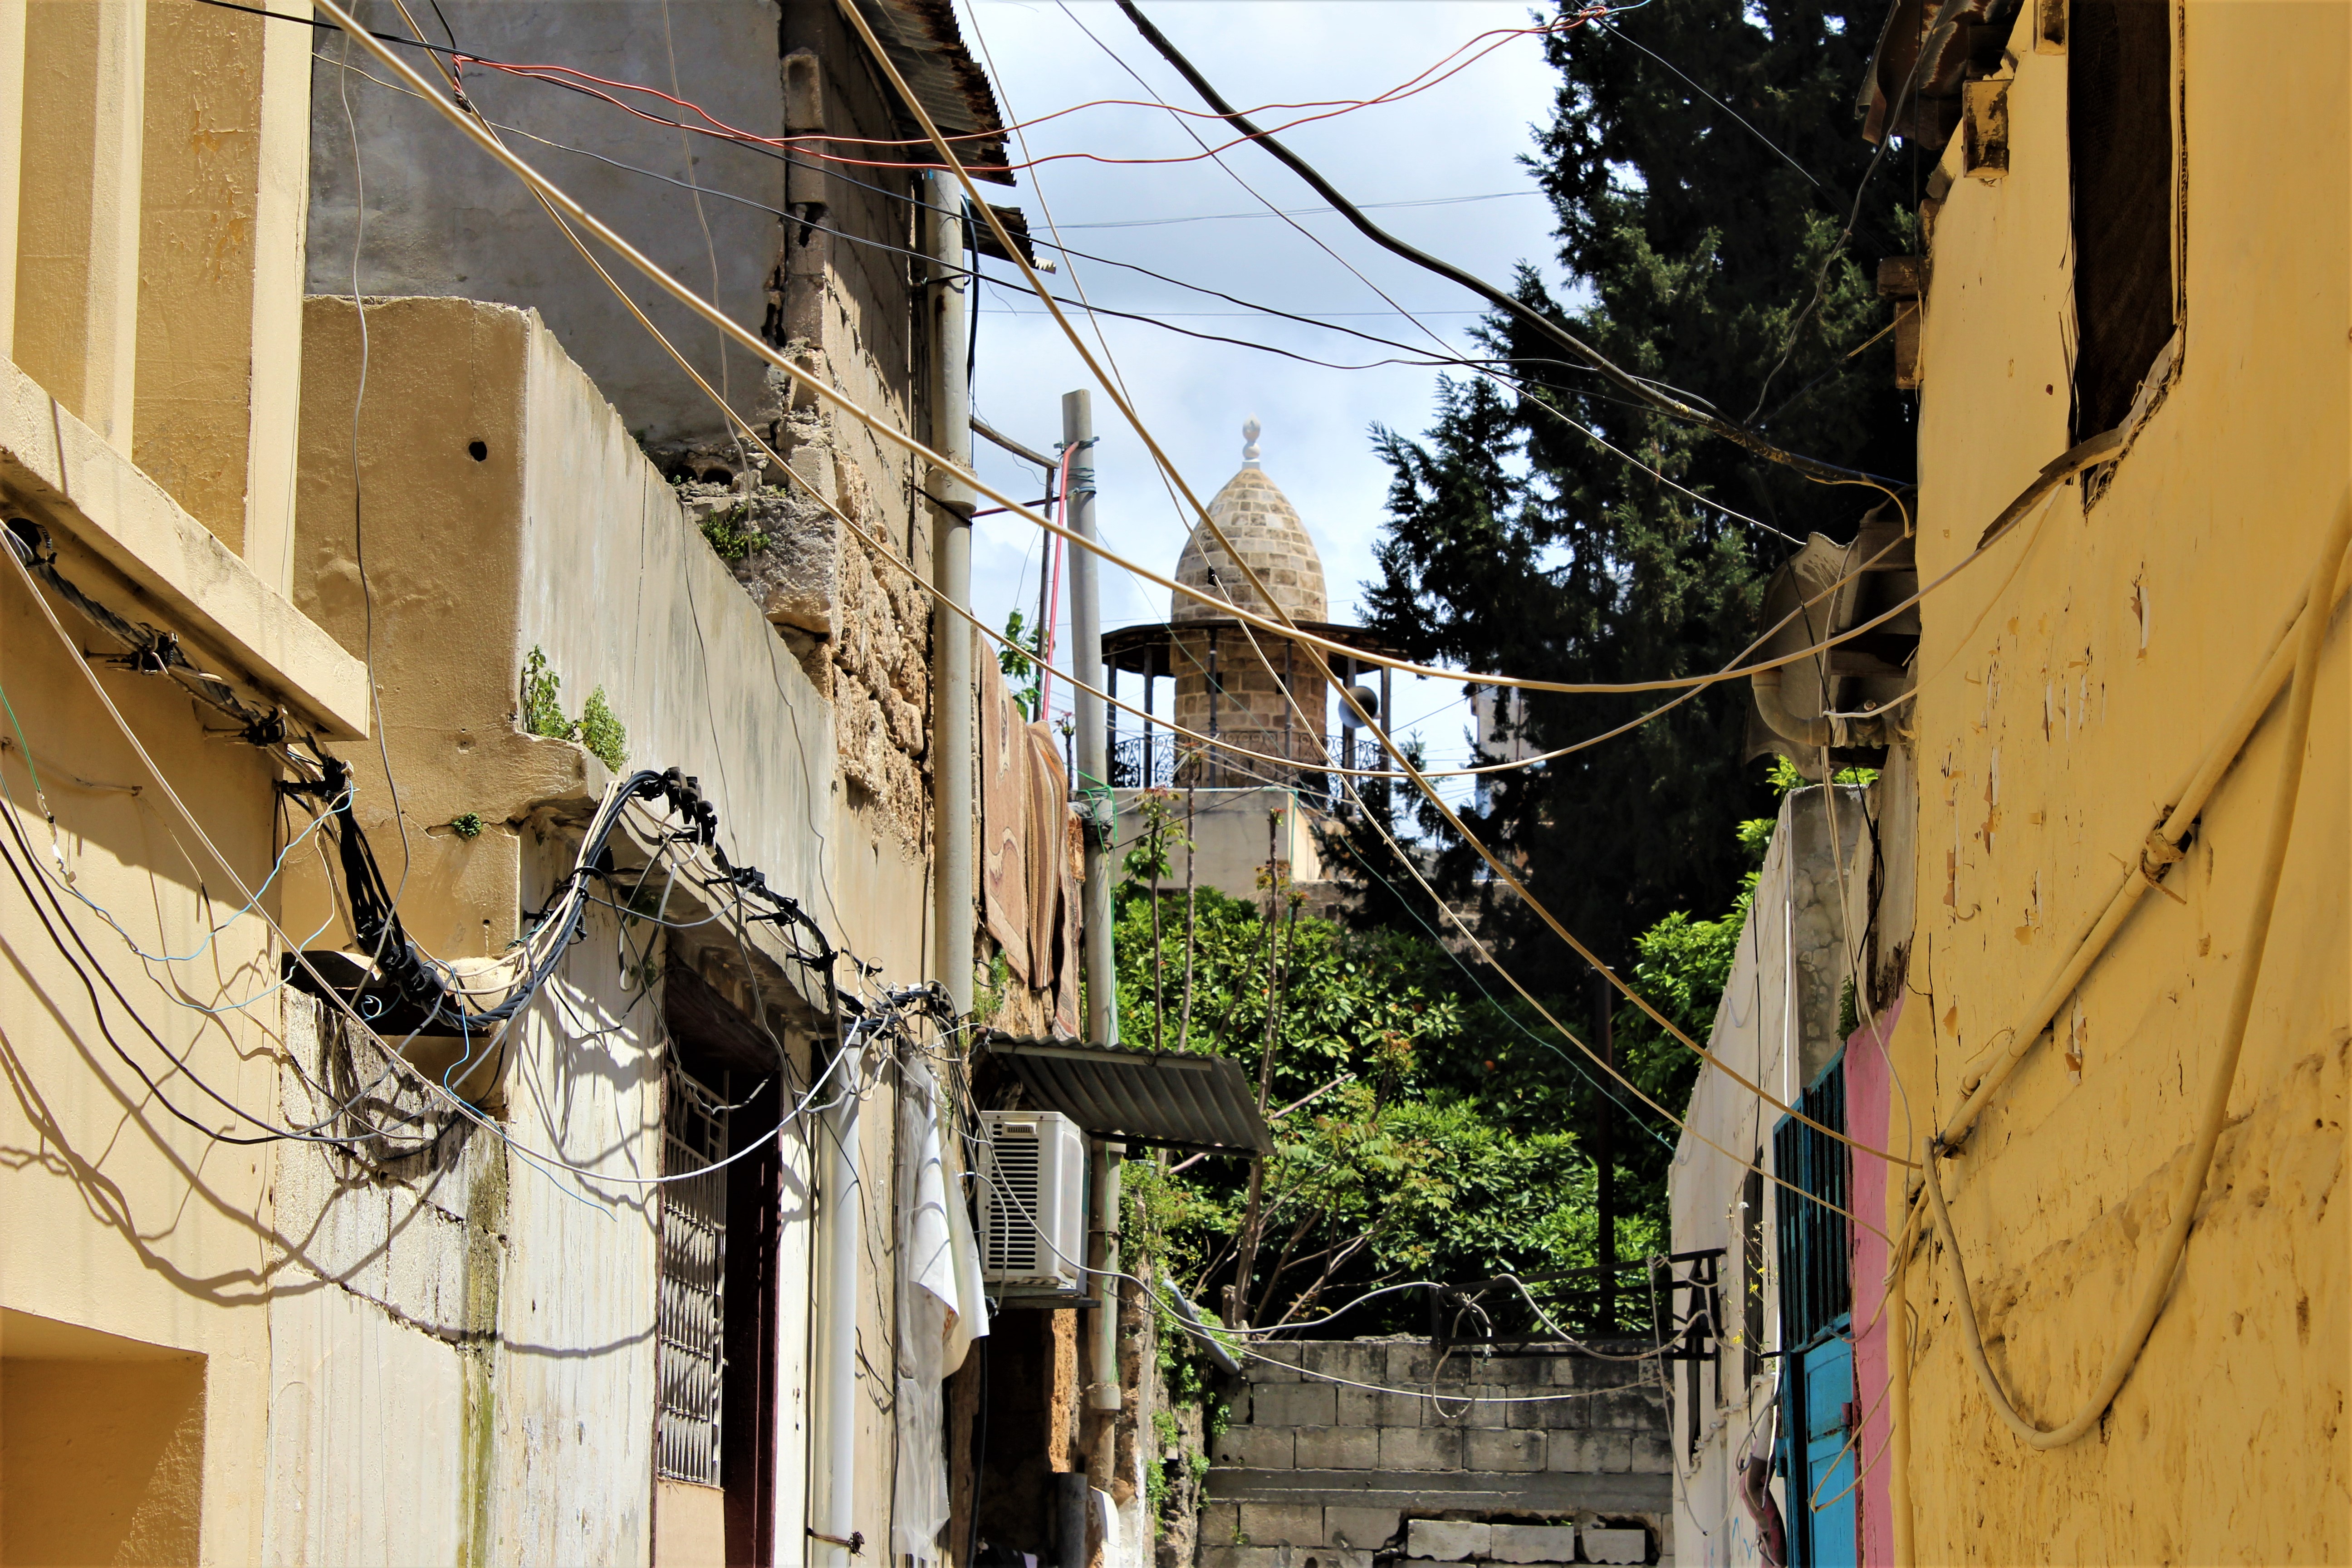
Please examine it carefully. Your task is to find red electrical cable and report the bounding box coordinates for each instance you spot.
[472,16,1550,149]
[451,5,1623,178]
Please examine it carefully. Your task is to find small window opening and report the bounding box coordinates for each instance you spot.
[2069,0,2175,437]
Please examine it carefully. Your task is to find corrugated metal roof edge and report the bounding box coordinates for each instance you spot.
[855,0,1018,186]
[983,1033,1275,1154]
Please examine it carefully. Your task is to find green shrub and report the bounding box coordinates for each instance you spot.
[520,647,626,771]
[521,647,568,740]
[699,503,767,562]
[578,686,627,771]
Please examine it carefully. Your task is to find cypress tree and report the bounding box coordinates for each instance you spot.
[1343,0,1925,1267]
[1357,0,1921,964]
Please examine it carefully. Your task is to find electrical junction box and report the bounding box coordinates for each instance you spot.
[978,1110,1085,1289]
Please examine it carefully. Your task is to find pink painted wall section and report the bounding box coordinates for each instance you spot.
[1842,997,1902,1567]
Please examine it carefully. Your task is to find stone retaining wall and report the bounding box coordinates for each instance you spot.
[1198,1340,1674,1568]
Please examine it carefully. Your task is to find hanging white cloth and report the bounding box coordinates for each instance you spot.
[943,1159,989,1374]
[895,1063,990,1563]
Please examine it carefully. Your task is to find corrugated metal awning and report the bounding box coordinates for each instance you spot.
[850,0,1014,185]
[984,1034,1274,1155]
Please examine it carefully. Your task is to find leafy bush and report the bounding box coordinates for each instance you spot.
[698,502,768,562]
[578,686,627,771]
[520,646,627,770]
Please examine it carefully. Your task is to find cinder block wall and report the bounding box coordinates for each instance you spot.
[1197,1340,1674,1568]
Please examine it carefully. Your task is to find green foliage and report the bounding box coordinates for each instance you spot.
[520,647,627,770]
[1113,877,1639,1332]
[448,811,484,841]
[999,609,1045,719]
[1355,0,1921,960]
[1122,789,1185,885]
[972,950,1010,1026]
[520,646,568,740]
[578,686,627,771]
[698,501,768,562]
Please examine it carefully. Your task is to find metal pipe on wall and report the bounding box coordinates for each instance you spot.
[929,172,975,1018]
[1086,1141,1124,1412]
[1063,389,1115,1048]
[811,1037,863,1566]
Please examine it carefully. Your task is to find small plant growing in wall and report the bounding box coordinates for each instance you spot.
[521,647,568,740]
[448,812,484,840]
[698,501,769,562]
[578,687,628,771]
[970,949,1012,1026]
[519,646,628,770]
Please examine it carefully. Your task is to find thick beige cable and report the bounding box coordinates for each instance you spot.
[822,0,1917,1168]
[1202,597,1894,1235]
[317,0,1961,1162]
[1878,506,2352,1288]
[1921,500,2347,1450]
[1944,531,2352,1143]
[566,262,1896,1233]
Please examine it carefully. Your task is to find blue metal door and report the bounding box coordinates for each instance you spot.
[1774,1056,1857,1567]
[1798,1333,1857,1566]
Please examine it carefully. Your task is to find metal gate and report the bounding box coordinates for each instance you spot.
[1774,1057,1856,1567]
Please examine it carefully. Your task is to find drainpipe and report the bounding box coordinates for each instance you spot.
[1063,389,1113,1048]
[929,172,975,1018]
[1086,1141,1124,1413]
[811,1029,863,1566]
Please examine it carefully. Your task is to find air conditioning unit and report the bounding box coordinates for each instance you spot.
[978,1111,1085,1289]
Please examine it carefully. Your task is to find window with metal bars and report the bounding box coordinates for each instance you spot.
[657,1064,730,1487]
[1773,1058,1851,1351]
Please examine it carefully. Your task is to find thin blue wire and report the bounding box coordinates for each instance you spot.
[0,718,348,966]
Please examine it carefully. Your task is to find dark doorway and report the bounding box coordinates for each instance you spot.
[664,963,791,1566]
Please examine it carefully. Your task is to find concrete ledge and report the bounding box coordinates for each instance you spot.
[0,355,370,737]
[1204,1466,1672,1514]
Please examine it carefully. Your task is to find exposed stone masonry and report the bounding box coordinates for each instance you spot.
[674,403,932,854]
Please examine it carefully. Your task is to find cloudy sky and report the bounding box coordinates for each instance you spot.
[953,0,1576,774]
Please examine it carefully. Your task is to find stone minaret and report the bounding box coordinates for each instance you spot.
[1169,418,1332,784]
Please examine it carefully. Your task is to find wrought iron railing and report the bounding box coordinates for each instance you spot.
[1108,730,1388,805]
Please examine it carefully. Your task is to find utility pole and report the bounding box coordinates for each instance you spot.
[927,174,974,1020]
[1064,389,1113,1047]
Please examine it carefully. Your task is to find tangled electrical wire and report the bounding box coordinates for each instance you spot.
[2,510,960,1188]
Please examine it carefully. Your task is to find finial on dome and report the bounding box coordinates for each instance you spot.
[1241,416,1263,468]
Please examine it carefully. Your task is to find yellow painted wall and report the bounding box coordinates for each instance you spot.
[133,0,271,551]
[2,1338,206,1566]
[0,6,339,1560]
[0,545,288,1566]
[1887,4,2349,1561]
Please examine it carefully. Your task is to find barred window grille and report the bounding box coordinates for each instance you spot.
[657,1065,729,1486]
[1772,1058,1851,1350]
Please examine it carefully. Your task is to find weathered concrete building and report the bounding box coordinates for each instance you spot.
[1664,786,1882,1567]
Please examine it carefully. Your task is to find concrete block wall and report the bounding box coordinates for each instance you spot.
[1197,1340,1674,1568]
